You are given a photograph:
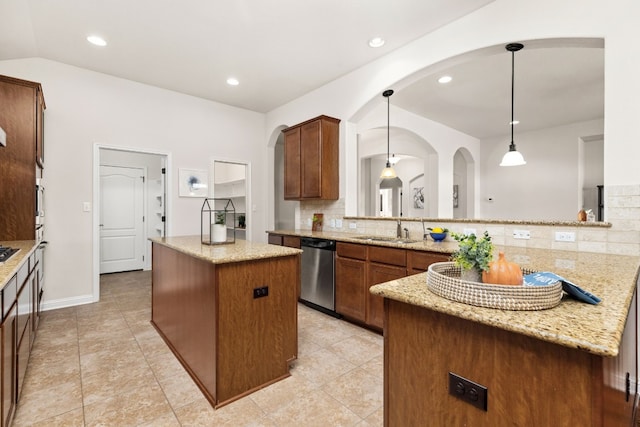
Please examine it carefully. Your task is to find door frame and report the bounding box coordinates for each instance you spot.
[92,144,172,303]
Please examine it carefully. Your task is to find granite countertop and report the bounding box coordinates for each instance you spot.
[150,235,302,264]
[268,229,639,357]
[267,229,459,254]
[370,246,640,357]
[0,240,38,288]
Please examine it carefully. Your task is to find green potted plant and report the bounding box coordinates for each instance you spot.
[211,211,227,243]
[450,231,494,282]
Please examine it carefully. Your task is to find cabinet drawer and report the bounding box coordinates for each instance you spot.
[369,246,406,267]
[407,251,450,272]
[283,236,301,249]
[268,234,283,246]
[337,242,367,260]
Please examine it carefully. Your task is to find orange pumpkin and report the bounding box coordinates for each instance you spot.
[482,251,523,285]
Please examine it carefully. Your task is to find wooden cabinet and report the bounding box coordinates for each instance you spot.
[384,292,638,426]
[335,243,368,323]
[0,74,46,241]
[1,278,17,427]
[407,250,449,275]
[282,115,340,200]
[367,246,407,329]
[334,242,448,330]
[0,247,40,426]
[267,234,301,249]
[151,242,299,408]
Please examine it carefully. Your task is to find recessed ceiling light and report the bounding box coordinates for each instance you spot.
[368,37,385,48]
[438,75,452,84]
[226,77,239,86]
[510,120,520,125]
[87,35,107,46]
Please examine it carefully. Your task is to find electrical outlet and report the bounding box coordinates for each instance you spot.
[513,229,530,239]
[449,372,488,411]
[463,228,476,236]
[555,231,576,242]
[253,286,268,299]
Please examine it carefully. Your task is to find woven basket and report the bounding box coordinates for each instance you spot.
[426,262,562,311]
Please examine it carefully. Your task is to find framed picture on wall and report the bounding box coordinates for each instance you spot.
[413,187,424,209]
[453,184,459,208]
[179,168,208,197]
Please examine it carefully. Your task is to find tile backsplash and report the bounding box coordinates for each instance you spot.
[295,184,640,256]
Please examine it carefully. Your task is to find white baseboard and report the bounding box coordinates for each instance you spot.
[41,294,97,312]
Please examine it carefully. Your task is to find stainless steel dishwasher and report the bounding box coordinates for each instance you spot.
[300,237,337,315]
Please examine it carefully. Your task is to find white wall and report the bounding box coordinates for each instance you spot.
[264,0,640,223]
[0,58,266,309]
[480,118,604,220]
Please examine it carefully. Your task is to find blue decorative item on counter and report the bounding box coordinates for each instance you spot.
[523,272,601,305]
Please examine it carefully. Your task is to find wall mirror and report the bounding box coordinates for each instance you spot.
[211,160,249,240]
[356,38,605,222]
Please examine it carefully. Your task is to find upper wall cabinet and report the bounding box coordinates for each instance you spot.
[282,115,340,200]
[0,74,46,240]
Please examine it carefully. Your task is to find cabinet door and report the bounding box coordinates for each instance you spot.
[36,88,45,169]
[335,256,367,322]
[1,304,17,427]
[283,128,301,199]
[367,263,406,329]
[300,120,322,198]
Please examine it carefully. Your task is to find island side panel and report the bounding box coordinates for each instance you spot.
[216,255,299,405]
[151,243,217,401]
[384,299,600,427]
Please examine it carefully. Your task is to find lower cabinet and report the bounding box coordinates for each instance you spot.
[1,295,16,427]
[335,244,367,323]
[0,248,40,427]
[335,242,449,330]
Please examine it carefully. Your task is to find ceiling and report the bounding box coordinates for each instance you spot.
[392,41,604,139]
[1,1,603,139]
[0,0,494,113]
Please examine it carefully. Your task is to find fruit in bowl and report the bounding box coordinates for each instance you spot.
[428,227,448,242]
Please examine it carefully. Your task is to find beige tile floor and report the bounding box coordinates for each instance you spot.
[12,270,384,426]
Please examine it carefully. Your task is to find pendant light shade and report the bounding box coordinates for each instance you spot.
[380,89,397,179]
[500,43,526,167]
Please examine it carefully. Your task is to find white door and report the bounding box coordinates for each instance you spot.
[100,166,145,273]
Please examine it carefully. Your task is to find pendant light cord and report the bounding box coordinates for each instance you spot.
[383,89,394,167]
[511,48,515,146]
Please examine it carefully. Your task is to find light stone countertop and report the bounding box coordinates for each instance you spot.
[0,240,38,288]
[150,235,302,264]
[268,229,639,357]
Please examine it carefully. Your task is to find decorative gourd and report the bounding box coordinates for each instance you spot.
[482,251,523,285]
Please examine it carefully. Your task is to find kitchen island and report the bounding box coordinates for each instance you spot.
[150,236,301,408]
[370,247,640,426]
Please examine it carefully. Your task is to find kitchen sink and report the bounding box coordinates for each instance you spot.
[353,236,419,244]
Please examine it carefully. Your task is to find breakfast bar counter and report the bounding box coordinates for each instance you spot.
[150,236,301,408]
[369,247,640,426]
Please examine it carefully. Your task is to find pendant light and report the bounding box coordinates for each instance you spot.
[380,89,397,179]
[500,43,527,167]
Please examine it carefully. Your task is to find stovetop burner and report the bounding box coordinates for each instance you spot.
[0,245,19,263]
